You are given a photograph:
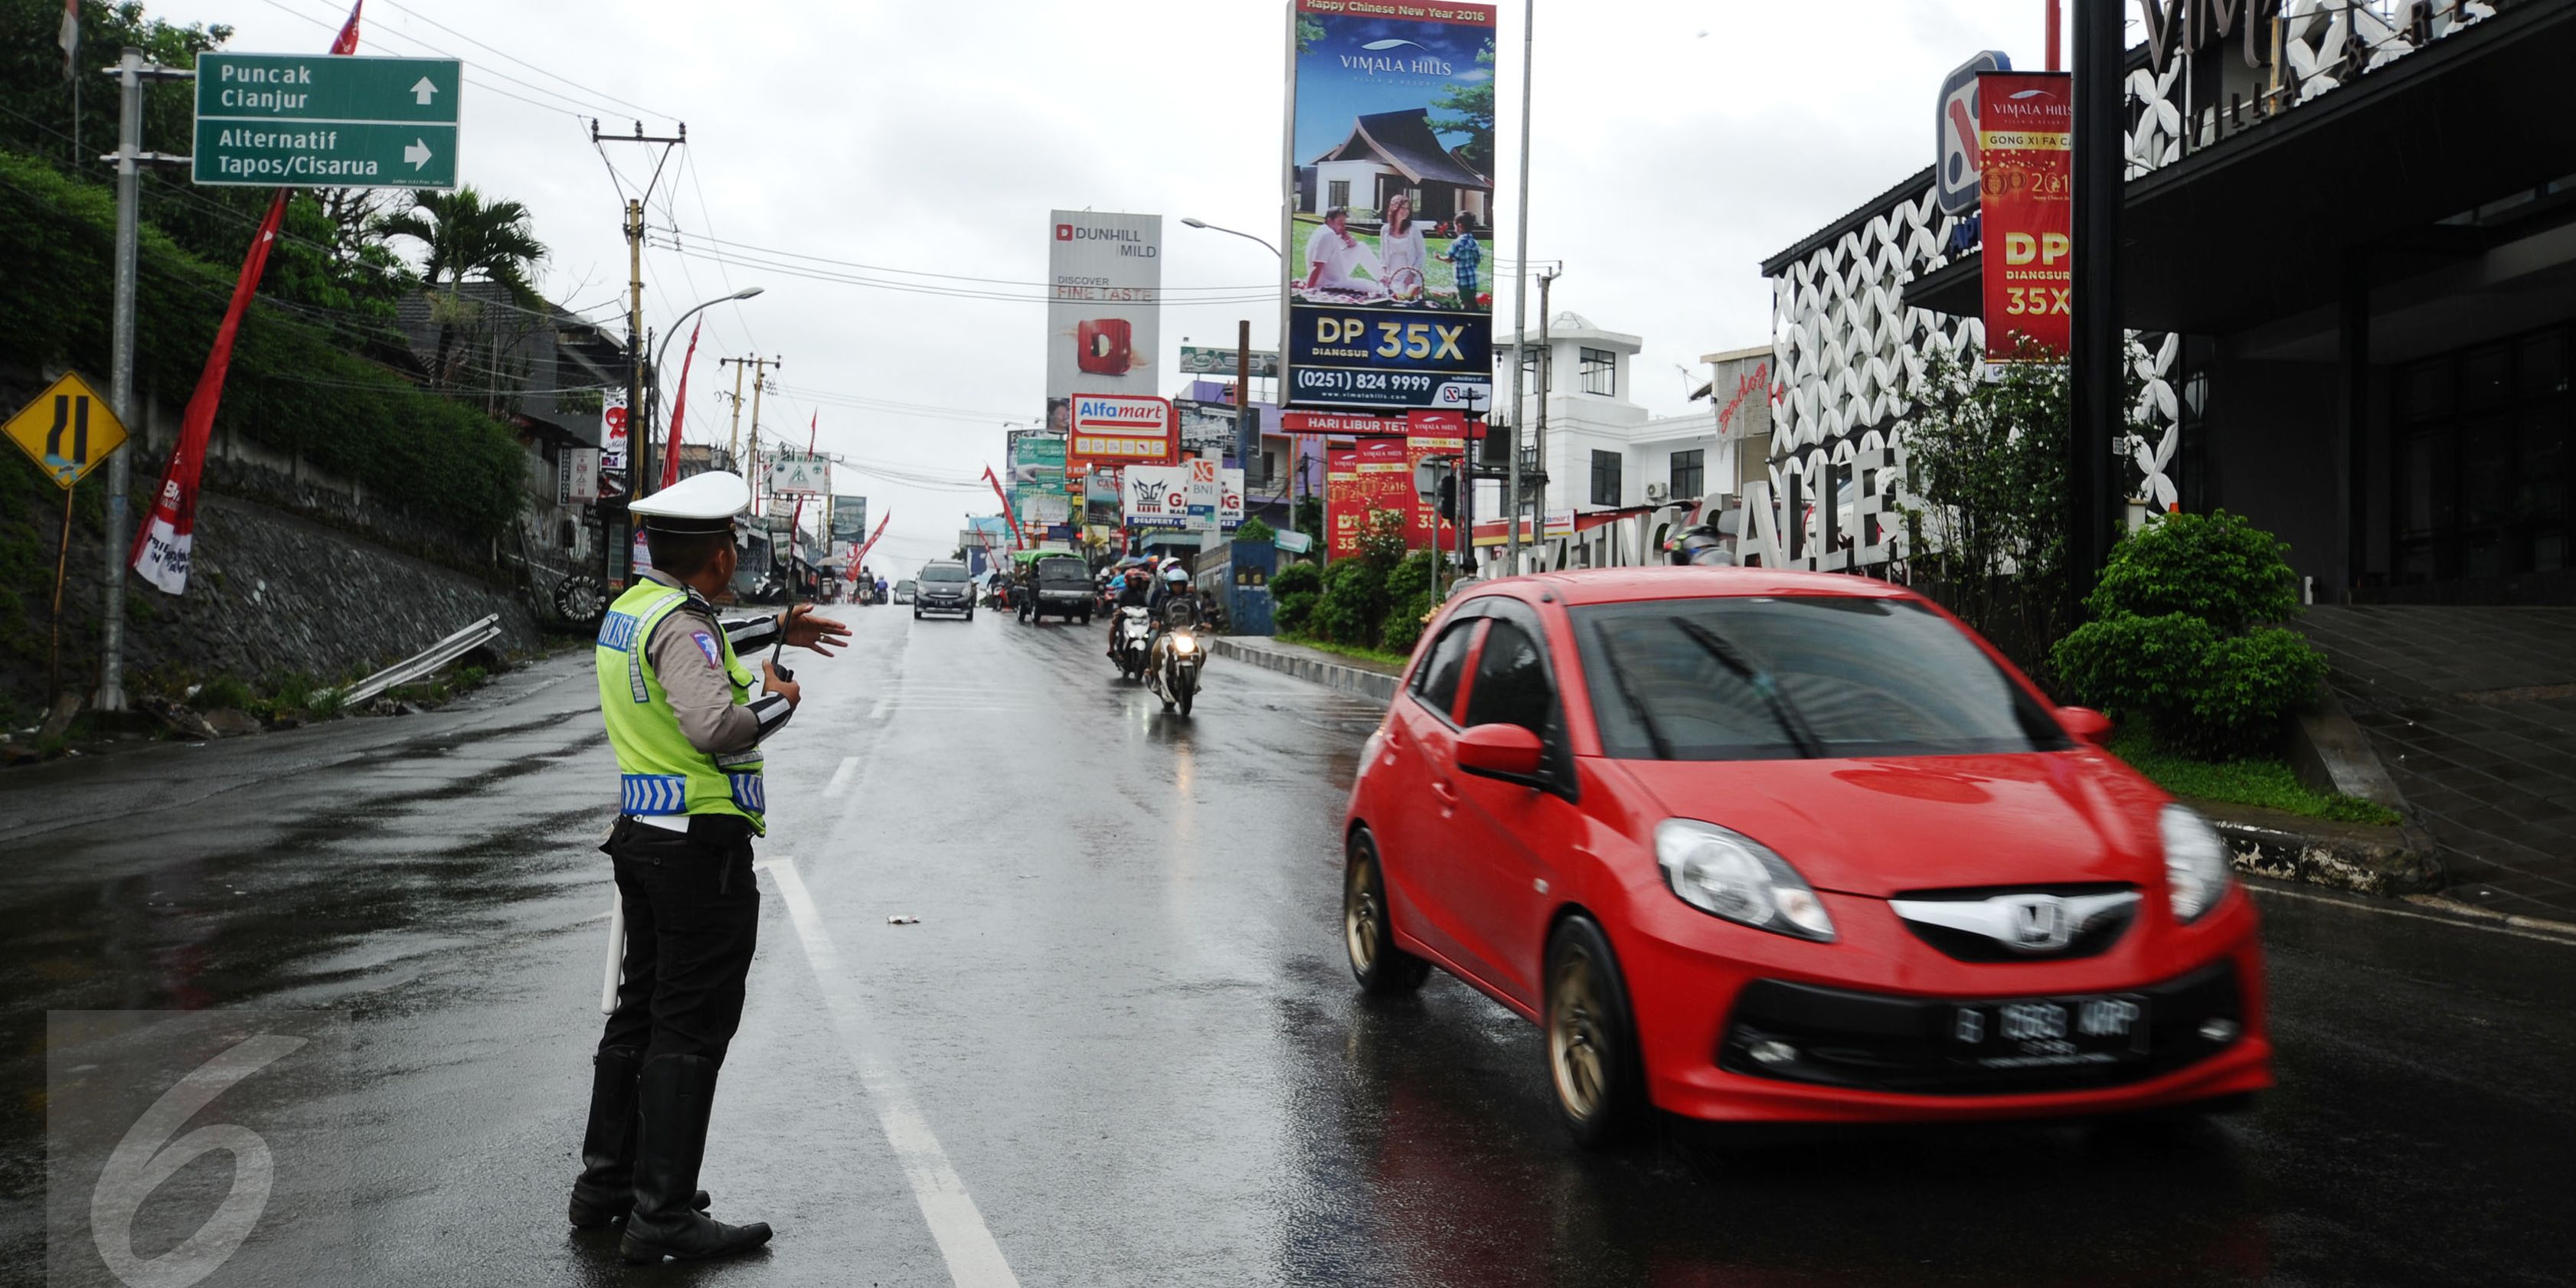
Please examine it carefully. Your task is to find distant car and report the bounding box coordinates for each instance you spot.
[914,561,974,620]
[892,579,917,605]
[1340,567,2269,1146]
[1026,556,1093,624]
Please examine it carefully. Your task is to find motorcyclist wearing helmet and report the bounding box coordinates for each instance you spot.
[1149,562,1205,634]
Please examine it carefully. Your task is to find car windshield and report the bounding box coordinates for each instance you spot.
[1037,559,1087,584]
[922,565,967,583]
[1571,596,2064,761]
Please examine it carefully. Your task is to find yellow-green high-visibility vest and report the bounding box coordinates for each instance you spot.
[594,580,767,832]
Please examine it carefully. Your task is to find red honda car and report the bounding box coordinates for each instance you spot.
[1340,568,2270,1145]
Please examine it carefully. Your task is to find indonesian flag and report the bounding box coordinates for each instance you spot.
[658,319,701,490]
[131,2,362,593]
[59,0,77,80]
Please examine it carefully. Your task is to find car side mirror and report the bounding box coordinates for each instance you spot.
[2056,706,2112,746]
[1456,723,1545,784]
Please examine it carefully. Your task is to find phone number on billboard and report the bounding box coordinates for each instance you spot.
[1294,370,1436,395]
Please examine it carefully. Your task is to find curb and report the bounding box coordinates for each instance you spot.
[2199,803,2444,899]
[1210,637,1397,703]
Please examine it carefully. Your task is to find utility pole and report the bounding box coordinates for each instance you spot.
[2070,0,2121,606]
[98,47,191,714]
[1235,319,1257,492]
[747,364,771,515]
[1535,266,1559,537]
[1505,0,1536,576]
[588,120,684,512]
[719,355,779,479]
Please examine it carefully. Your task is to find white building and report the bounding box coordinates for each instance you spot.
[1494,312,1754,511]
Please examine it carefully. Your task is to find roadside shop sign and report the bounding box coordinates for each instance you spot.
[1934,51,2010,215]
[3,371,127,489]
[194,54,462,189]
[600,393,629,473]
[555,446,600,505]
[1067,394,1175,467]
[1977,70,2073,359]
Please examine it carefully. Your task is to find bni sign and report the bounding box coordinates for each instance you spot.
[195,54,462,189]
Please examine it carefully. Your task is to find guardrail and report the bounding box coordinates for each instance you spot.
[323,613,502,708]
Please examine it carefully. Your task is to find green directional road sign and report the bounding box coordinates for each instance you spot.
[193,53,462,189]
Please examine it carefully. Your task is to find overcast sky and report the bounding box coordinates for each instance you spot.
[186,0,2051,568]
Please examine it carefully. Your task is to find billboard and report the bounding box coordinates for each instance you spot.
[1068,394,1175,468]
[771,450,829,496]
[829,494,868,542]
[1175,400,1244,459]
[1009,433,1071,527]
[1048,211,1162,404]
[600,392,629,473]
[1179,345,1280,378]
[1124,463,1245,530]
[1326,436,1413,558]
[1283,0,1496,414]
[1977,71,2073,359]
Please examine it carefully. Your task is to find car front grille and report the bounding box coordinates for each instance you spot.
[1887,884,2141,963]
[1717,960,2243,1096]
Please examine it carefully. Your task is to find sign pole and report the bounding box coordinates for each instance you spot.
[2070,0,2122,605]
[97,46,159,714]
[51,488,75,697]
[1236,319,1255,492]
[1505,0,1535,577]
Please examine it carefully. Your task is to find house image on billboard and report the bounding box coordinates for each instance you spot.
[1297,110,1492,227]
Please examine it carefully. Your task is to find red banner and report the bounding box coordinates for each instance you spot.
[1283,408,1484,440]
[1977,70,2073,360]
[132,2,364,593]
[659,319,701,490]
[1326,438,1414,559]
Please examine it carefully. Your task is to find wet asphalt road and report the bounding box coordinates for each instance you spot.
[3,604,2574,1288]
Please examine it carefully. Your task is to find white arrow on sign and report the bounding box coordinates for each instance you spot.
[404,139,432,170]
[411,77,439,106]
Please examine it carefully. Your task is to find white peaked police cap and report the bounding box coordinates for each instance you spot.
[629,471,751,534]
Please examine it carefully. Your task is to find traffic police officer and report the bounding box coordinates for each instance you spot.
[565,470,849,1264]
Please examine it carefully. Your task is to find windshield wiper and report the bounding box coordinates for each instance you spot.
[1669,616,1822,759]
[1593,629,1677,760]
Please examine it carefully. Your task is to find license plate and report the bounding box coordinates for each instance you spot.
[1947,994,2149,1069]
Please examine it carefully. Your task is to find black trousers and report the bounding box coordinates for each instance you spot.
[597,814,760,1067]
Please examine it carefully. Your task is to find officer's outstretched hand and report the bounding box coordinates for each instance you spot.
[783,603,852,655]
[762,660,803,709]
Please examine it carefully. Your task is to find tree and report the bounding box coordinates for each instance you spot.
[1295,15,1324,54]
[375,185,547,388]
[1429,37,1496,176]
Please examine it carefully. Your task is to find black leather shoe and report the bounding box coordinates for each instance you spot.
[618,1055,771,1263]
[567,1047,711,1228]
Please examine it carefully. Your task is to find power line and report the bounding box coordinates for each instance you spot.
[645,223,1275,293]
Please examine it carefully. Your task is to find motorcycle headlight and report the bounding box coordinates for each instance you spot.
[2161,803,2234,924]
[1653,820,1834,942]
[1172,636,1195,653]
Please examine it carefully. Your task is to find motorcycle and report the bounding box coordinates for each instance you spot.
[1110,605,1154,682]
[1146,600,1208,715]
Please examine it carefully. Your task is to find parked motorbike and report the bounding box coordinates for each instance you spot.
[1146,600,1208,715]
[1111,605,1154,682]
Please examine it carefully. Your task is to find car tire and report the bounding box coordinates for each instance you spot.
[913,608,922,619]
[1544,915,1646,1149]
[1344,829,1430,995]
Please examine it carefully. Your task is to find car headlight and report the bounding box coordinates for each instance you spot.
[2161,803,2234,924]
[1654,819,1834,942]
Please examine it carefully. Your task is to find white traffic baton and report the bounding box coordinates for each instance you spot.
[599,885,626,1015]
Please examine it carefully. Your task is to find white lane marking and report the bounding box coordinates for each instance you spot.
[2251,882,2576,946]
[868,694,895,721]
[825,755,861,797]
[758,857,1021,1287]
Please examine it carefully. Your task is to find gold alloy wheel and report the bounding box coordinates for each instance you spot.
[1548,947,1610,1122]
[1345,852,1383,975]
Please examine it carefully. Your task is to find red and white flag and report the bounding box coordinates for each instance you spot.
[658,319,701,490]
[131,2,362,594]
[59,0,79,79]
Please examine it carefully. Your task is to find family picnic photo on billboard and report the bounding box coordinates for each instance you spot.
[1284,1,1499,413]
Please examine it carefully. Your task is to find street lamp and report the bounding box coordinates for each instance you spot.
[1181,217,1282,260]
[642,286,764,491]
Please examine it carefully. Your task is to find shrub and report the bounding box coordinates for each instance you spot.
[195,675,254,711]
[1269,561,1321,633]
[2082,508,2302,634]
[2051,511,2326,758]
[1309,558,1389,646]
[1234,517,1276,545]
[1382,584,1436,655]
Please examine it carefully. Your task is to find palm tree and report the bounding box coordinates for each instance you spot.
[377,187,548,390]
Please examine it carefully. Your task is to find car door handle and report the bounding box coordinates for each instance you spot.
[1430,779,1456,803]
